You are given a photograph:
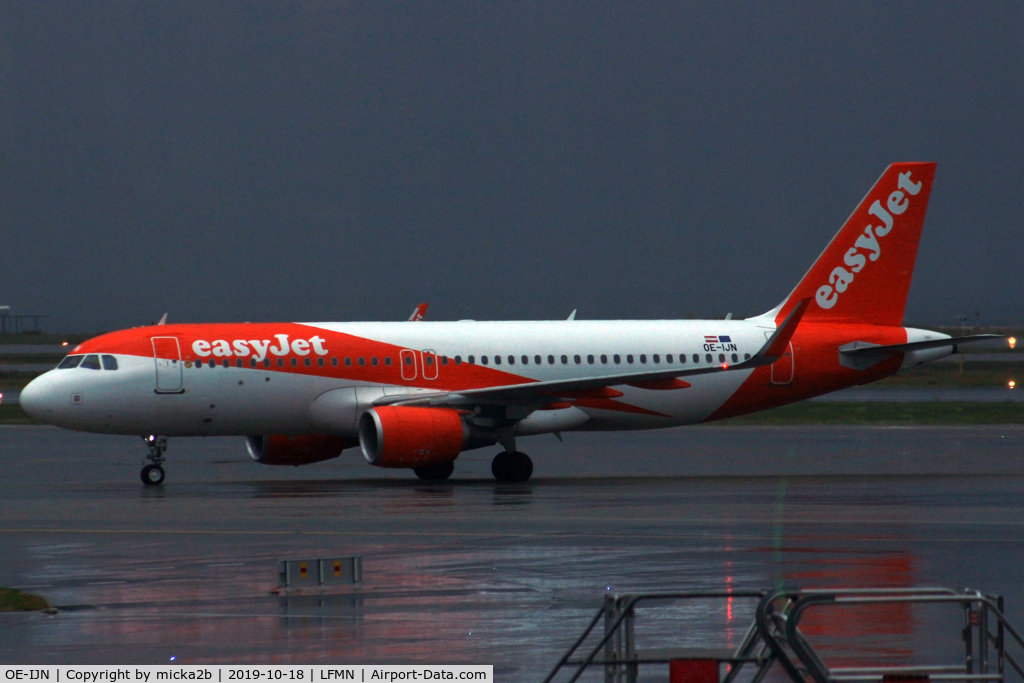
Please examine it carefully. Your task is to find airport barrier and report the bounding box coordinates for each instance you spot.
[543,587,1024,683]
[276,556,362,593]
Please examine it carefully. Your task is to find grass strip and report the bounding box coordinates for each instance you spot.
[0,404,40,425]
[714,401,1024,425]
[0,587,50,612]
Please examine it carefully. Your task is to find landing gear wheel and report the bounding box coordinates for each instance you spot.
[491,451,533,483]
[141,435,168,485]
[413,460,455,481]
[141,464,165,486]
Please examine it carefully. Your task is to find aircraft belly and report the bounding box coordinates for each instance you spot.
[573,369,751,430]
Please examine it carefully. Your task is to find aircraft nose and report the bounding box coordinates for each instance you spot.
[19,374,57,421]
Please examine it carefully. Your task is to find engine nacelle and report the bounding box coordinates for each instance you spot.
[359,406,495,468]
[246,434,355,466]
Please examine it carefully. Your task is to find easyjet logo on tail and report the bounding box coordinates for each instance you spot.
[815,171,923,310]
[192,334,329,362]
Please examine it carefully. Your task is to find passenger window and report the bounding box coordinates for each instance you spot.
[58,355,83,369]
[441,356,449,365]
[744,353,751,360]
[692,354,699,363]
[318,358,325,367]
[548,355,555,365]
[101,355,119,370]
[277,358,284,367]
[80,354,101,370]
[679,354,686,364]
[385,357,392,366]
[600,354,607,364]
[455,356,463,365]
[719,354,725,363]
[251,358,258,368]
[731,353,738,363]
[372,357,379,366]
[534,355,541,364]
[290,358,298,367]
[639,354,647,363]
[561,355,568,364]
[263,359,271,368]
[236,358,244,368]
[587,355,594,364]
[346,358,353,366]
[403,356,411,365]
[223,359,230,368]
[482,356,489,365]
[626,355,634,364]
[705,354,712,363]
[614,354,621,364]
[653,354,660,364]
[358,357,366,366]
[574,355,581,364]
[305,358,312,367]
[666,354,673,363]
[331,357,338,366]
[522,355,529,365]
[493,356,500,365]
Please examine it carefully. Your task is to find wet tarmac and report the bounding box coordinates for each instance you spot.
[2,425,1024,678]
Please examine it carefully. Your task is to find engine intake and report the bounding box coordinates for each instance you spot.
[359,406,496,468]
[247,434,355,466]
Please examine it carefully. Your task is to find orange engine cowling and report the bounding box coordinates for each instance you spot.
[246,434,355,466]
[359,406,468,468]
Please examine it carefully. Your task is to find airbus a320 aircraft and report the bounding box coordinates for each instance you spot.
[20,163,1000,485]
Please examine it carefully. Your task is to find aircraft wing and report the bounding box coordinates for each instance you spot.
[376,300,809,408]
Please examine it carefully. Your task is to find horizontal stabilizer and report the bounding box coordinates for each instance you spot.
[839,334,1005,370]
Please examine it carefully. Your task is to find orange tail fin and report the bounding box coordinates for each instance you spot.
[773,162,937,326]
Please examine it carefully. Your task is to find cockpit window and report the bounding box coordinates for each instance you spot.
[80,354,101,370]
[101,355,119,370]
[57,355,83,369]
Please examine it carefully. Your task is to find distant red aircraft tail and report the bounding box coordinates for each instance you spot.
[773,162,937,327]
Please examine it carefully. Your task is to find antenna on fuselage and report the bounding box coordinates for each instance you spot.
[567,309,577,321]
[157,313,168,325]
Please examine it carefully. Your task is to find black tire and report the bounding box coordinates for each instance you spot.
[413,460,455,481]
[492,452,533,483]
[141,464,165,486]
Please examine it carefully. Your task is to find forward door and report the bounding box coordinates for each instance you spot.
[152,337,184,393]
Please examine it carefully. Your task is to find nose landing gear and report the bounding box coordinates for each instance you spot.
[140,435,168,486]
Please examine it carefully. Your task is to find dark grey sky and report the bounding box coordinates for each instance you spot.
[1,2,1022,332]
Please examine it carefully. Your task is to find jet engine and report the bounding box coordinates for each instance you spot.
[359,406,496,468]
[246,434,356,466]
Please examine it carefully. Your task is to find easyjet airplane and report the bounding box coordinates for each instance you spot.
[19,163,1000,485]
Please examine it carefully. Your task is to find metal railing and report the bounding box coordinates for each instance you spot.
[543,590,772,683]
[759,587,1024,683]
[545,587,1024,683]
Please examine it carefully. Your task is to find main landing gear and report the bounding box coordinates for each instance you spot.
[491,451,533,483]
[141,435,168,486]
[413,460,455,481]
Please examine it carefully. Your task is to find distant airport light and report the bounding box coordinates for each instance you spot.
[1010,337,1017,349]
[1010,380,1017,390]
[62,341,69,346]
